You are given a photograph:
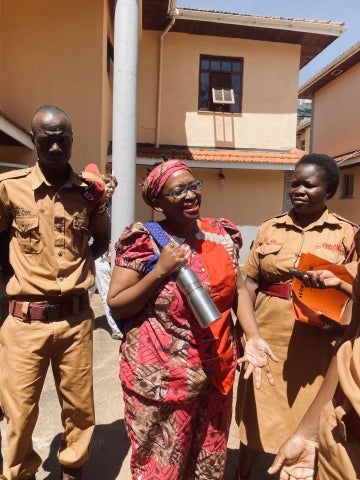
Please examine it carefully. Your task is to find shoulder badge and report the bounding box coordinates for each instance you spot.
[262,212,288,223]
[0,167,32,182]
[331,212,359,228]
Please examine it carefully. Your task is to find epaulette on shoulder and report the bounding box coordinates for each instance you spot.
[0,167,32,182]
[262,212,288,223]
[331,212,359,229]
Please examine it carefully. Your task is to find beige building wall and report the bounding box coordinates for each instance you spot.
[327,166,360,225]
[131,164,285,258]
[0,0,113,173]
[308,64,360,225]
[138,30,300,150]
[134,166,284,225]
[311,64,360,157]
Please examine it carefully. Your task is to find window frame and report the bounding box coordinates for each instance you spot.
[212,87,235,104]
[198,55,243,113]
[342,173,354,198]
[283,170,293,212]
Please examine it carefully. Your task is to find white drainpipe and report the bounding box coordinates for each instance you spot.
[155,12,177,148]
[111,0,139,246]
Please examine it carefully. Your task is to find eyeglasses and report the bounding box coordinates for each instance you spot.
[162,180,203,199]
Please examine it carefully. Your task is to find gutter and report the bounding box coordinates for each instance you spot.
[136,157,296,171]
[176,8,347,36]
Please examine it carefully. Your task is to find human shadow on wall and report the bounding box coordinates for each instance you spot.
[42,419,129,480]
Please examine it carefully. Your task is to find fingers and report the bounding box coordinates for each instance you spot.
[265,347,279,363]
[264,365,275,386]
[254,366,262,389]
[267,453,284,475]
[240,362,253,380]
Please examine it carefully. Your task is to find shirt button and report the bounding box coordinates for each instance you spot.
[58,276,64,282]
[58,250,63,256]
[56,223,62,231]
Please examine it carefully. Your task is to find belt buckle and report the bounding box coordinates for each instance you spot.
[46,304,60,320]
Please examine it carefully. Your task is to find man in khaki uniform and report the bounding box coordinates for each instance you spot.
[0,105,110,480]
[0,227,14,477]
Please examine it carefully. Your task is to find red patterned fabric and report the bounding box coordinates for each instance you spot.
[123,383,233,480]
[115,217,242,478]
[115,217,242,398]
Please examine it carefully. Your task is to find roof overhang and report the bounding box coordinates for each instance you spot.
[142,1,346,69]
[299,41,360,98]
[335,150,360,168]
[135,145,304,170]
[296,119,311,135]
[0,112,34,149]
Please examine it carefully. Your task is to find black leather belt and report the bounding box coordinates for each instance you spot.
[9,294,90,321]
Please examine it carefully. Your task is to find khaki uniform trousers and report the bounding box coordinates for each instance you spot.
[0,308,95,480]
[317,400,360,480]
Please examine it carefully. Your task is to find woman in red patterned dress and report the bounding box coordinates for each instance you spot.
[108,160,277,480]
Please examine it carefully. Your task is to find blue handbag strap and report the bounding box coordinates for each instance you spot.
[143,221,171,274]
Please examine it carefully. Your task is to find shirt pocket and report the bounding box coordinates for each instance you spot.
[71,214,90,255]
[13,214,43,254]
[255,242,283,276]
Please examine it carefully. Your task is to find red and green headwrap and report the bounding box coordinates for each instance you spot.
[142,160,192,206]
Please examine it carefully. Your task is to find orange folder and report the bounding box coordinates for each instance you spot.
[291,253,353,328]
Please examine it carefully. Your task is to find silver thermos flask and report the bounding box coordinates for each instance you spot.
[176,265,221,328]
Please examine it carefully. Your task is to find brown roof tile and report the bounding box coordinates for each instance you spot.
[137,145,305,166]
[335,149,360,163]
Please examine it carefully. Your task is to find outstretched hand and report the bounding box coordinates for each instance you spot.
[238,337,278,389]
[268,434,318,480]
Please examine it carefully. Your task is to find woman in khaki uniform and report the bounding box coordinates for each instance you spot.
[268,263,360,480]
[235,153,358,479]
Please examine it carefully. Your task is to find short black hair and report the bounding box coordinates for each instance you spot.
[295,153,339,199]
[31,105,71,132]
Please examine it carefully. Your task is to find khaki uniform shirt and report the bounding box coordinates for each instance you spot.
[0,163,110,299]
[238,209,358,453]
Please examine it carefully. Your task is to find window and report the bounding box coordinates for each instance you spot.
[283,170,293,212]
[342,173,354,198]
[198,55,243,113]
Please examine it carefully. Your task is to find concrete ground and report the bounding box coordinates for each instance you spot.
[0,294,274,480]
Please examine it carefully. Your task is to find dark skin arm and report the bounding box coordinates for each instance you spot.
[268,301,360,479]
[107,242,186,319]
[268,356,338,479]
[236,273,278,388]
[244,275,258,306]
[90,213,111,260]
[302,269,352,297]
